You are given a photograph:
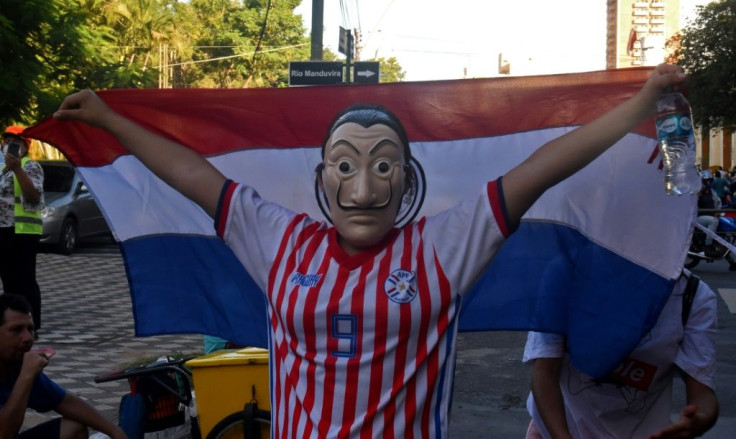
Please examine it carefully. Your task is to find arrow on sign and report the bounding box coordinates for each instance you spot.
[353,61,380,84]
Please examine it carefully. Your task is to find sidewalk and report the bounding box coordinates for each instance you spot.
[19,247,203,431]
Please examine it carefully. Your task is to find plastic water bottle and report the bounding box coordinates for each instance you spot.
[656,91,701,195]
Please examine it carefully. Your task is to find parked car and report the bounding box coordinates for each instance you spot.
[39,160,111,254]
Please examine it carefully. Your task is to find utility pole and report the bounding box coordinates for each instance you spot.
[345,32,353,83]
[311,0,324,60]
[353,28,361,61]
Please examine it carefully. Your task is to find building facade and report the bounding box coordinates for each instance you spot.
[606,0,733,170]
[606,0,679,69]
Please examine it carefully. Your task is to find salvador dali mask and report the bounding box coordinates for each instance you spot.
[321,122,407,254]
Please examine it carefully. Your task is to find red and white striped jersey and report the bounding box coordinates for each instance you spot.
[216,178,509,439]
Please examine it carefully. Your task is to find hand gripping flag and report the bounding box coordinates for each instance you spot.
[27,68,695,378]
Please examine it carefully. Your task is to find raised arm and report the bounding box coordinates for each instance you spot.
[4,156,41,204]
[502,63,686,228]
[53,90,225,218]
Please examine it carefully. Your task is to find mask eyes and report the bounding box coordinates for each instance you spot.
[372,159,394,177]
[336,159,357,176]
[327,158,397,178]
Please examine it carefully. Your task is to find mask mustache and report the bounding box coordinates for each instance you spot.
[335,181,393,211]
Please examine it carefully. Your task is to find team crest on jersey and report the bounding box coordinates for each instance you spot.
[384,269,417,303]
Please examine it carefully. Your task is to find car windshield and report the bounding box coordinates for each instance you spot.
[42,164,75,193]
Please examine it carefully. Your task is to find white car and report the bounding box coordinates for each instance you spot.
[39,160,111,254]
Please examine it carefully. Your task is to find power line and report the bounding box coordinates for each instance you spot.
[163,43,309,67]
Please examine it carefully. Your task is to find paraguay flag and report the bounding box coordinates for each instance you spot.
[26,68,695,378]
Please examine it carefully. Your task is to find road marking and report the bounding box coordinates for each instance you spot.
[719,288,736,313]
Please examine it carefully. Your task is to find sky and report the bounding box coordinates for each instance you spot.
[295,0,713,81]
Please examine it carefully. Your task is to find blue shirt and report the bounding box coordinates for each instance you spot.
[0,367,66,413]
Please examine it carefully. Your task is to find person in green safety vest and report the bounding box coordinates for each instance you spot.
[0,126,44,334]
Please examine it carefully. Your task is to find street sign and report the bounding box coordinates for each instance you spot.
[338,26,352,56]
[353,61,380,84]
[289,61,343,86]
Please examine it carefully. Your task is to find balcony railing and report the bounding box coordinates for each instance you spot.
[650,25,666,33]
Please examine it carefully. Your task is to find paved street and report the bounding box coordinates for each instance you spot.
[15,241,736,437]
[19,242,203,435]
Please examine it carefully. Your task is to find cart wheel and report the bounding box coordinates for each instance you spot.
[206,410,269,439]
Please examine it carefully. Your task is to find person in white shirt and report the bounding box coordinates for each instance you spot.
[523,270,719,439]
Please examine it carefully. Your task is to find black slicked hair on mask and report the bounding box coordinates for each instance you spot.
[320,104,412,162]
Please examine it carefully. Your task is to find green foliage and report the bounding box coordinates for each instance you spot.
[0,0,152,126]
[182,0,310,88]
[674,0,736,129]
[375,57,405,83]
[0,0,406,126]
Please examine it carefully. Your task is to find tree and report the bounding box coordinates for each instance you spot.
[183,0,310,88]
[1,1,95,125]
[376,57,406,83]
[93,0,178,88]
[671,0,736,130]
[0,0,151,126]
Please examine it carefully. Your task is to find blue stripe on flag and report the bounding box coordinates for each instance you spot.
[459,221,674,378]
[120,223,673,378]
[121,235,269,348]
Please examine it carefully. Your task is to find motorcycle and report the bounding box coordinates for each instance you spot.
[685,214,736,269]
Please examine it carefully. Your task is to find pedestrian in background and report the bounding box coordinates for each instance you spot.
[523,269,719,439]
[0,126,44,333]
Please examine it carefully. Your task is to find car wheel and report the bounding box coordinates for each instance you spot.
[58,217,78,255]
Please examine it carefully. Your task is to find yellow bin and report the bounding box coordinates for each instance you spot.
[186,347,270,438]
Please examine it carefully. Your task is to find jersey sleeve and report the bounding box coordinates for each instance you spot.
[423,178,511,294]
[27,373,67,412]
[522,331,566,363]
[674,280,718,390]
[214,180,315,291]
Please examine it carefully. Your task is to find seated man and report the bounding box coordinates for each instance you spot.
[0,294,127,439]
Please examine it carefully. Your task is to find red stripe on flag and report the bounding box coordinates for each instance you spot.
[26,68,655,168]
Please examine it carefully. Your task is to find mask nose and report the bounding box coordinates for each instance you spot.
[349,170,377,207]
